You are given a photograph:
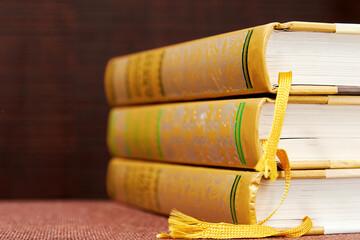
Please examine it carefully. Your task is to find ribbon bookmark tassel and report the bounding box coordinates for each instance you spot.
[157,209,313,239]
[255,71,292,182]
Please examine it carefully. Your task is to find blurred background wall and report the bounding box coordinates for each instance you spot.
[0,0,359,198]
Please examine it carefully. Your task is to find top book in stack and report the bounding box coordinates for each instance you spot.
[105,21,360,106]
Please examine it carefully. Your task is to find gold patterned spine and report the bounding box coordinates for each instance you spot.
[108,158,263,224]
[105,23,277,105]
[125,49,165,100]
[107,98,264,169]
[123,164,161,212]
[162,30,250,97]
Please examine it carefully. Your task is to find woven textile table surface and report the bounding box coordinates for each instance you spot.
[0,201,358,240]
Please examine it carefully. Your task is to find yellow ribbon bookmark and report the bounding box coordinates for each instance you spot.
[255,71,293,182]
[157,72,313,239]
[157,213,312,239]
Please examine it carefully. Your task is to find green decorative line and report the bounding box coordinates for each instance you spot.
[125,58,132,99]
[144,111,153,158]
[156,109,164,159]
[234,102,246,165]
[124,111,132,156]
[229,175,241,224]
[108,111,118,156]
[158,50,165,96]
[242,30,253,89]
[132,112,140,155]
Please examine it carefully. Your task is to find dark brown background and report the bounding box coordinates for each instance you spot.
[0,0,359,199]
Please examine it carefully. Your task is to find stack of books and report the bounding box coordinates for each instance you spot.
[105,21,360,236]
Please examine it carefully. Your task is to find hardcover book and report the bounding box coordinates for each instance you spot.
[107,95,360,170]
[107,158,360,235]
[105,21,360,106]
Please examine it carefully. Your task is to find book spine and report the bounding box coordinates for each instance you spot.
[107,158,262,224]
[105,24,275,106]
[107,98,264,169]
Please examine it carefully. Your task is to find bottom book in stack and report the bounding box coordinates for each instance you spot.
[107,158,360,235]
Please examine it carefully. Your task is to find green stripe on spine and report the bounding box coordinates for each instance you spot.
[242,30,253,89]
[156,109,164,159]
[230,175,241,224]
[229,176,237,224]
[132,112,141,155]
[124,111,132,156]
[108,111,118,156]
[234,102,246,165]
[144,111,153,158]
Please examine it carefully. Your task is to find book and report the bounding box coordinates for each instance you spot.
[105,21,360,106]
[107,95,360,170]
[107,158,360,234]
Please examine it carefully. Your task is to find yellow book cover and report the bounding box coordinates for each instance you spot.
[105,21,360,106]
[107,95,360,170]
[107,158,360,235]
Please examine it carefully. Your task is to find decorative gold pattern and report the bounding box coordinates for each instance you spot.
[109,99,248,166]
[124,165,160,212]
[161,101,241,165]
[108,110,127,156]
[163,31,249,98]
[110,160,244,223]
[112,108,162,159]
[125,49,164,100]
[159,167,236,223]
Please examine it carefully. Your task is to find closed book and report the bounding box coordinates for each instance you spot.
[107,158,360,234]
[105,21,360,106]
[107,95,360,170]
